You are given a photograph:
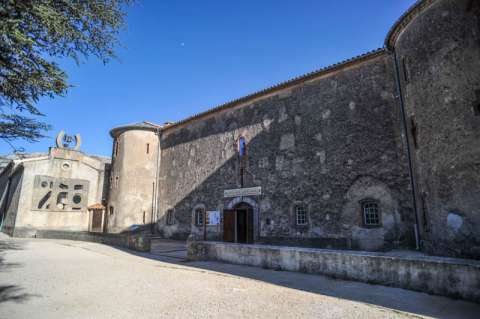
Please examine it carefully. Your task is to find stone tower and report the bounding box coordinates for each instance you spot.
[387,0,480,258]
[107,121,161,233]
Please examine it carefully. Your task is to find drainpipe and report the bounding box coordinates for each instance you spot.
[392,48,421,250]
[152,127,162,234]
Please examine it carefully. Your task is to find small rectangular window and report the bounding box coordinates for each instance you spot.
[474,90,480,116]
[402,57,409,83]
[410,116,418,148]
[467,0,474,12]
[295,206,307,225]
[109,206,114,215]
[474,104,480,116]
[146,143,150,154]
[166,209,174,225]
[362,201,380,226]
[421,192,430,232]
[114,140,119,157]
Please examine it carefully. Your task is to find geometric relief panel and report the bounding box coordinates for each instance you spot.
[32,175,89,212]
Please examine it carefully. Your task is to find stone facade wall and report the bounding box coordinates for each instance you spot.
[393,0,480,258]
[157,53,415,251]
[107,0,480,258]
[107,130,159,233]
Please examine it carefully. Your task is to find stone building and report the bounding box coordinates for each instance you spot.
[107,121,160,233]
[106,0,480,258]
[1,0,479,259]
[0,133,110,236]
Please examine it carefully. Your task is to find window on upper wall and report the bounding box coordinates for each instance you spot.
[238,136,247,158]
[402,57,409,83]
[361,200,380,226]
[114,140,119,157]
[109,206,114,215]
[410,116,418,148]
[475,103,480,116]
[295,205,307,226]
[474,90,480,116]
[238,136,248,187]
[146,143,150,154]
[166,209,174,225]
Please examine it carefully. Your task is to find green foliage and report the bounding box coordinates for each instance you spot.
[0,0,132,143]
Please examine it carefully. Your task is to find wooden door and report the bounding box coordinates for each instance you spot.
[223,209,235,242]
[247,208,254,244]
[91,209,103,232]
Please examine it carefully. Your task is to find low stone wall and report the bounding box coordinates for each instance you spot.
[8,228,151,252]
[187,241,480,302]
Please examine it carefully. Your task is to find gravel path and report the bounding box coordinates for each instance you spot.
[0,237,478,319]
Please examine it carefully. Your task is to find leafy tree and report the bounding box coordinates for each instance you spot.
[0,0,132,145]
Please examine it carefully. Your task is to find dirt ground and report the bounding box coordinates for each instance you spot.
[1,236,479,319]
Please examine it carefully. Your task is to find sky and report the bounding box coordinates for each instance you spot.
[1,0,417,157]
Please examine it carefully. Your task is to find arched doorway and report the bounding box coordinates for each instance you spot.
[223,202,254,244]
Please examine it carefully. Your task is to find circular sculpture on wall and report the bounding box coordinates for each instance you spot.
[56,130,82,151]
[73,194,82,204]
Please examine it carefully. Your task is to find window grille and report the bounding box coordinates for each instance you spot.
[363,201,380,226]
[295,205,307,225]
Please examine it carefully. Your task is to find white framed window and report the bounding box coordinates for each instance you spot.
[362,201,380,226]
[295,205,307,225]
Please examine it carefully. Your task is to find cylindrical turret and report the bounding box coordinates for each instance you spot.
[107,121,160,233]
[388,0,480,258]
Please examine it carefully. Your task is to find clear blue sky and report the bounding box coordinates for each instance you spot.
[1,0,417,157]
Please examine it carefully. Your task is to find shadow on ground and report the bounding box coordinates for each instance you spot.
[0,237,40,304]
[0,285,38,304]
[111,242,480,319]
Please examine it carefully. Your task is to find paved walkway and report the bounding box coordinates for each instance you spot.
[1,237,479,319]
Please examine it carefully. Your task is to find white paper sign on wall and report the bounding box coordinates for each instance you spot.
[208,211,221,225]
[223,186,262,198]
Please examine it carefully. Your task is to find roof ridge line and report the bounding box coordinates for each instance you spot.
[162,48,386,131]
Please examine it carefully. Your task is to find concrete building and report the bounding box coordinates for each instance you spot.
[1,0,479,260]
[0,133,110,236]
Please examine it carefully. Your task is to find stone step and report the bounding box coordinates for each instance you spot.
[150,238,187,259]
